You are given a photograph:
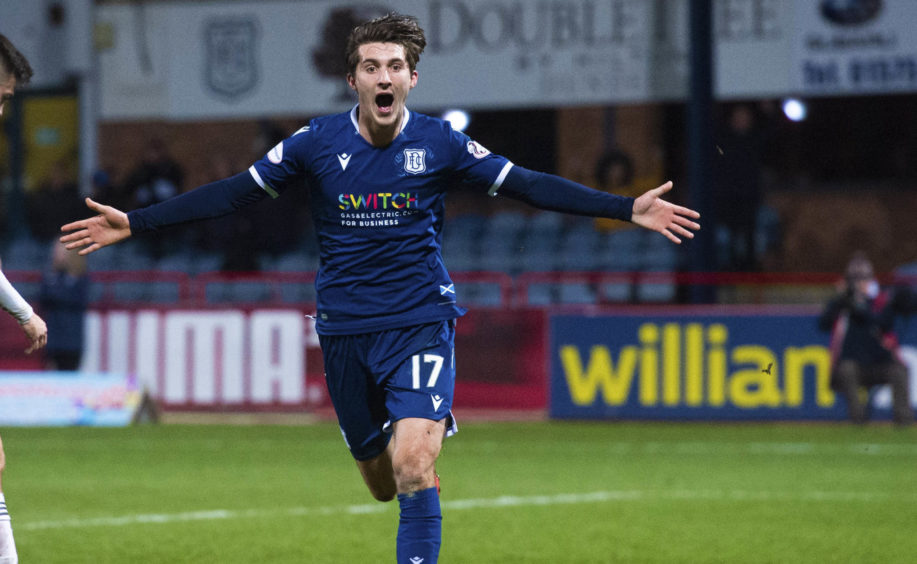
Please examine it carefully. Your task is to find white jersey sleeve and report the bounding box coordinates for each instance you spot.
[0,270,33,324]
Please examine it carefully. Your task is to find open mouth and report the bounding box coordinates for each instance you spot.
[375,93,395,114]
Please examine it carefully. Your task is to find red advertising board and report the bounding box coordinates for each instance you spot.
[0,306,548,413]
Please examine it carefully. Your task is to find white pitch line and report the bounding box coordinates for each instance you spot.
[17,488,913,532]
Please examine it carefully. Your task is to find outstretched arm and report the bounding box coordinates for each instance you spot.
[60,171,267,255]
[496,167,700,243]
[630,181,701,244]
[60,198,132,255]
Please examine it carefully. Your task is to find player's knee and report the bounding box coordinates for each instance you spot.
[392,450,435,493]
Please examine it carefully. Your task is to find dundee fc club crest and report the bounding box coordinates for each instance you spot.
[403,148,427,174]
[204,16,259,100]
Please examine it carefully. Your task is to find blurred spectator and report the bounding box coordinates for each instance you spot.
[123,138,185,257]
[818,252,915,425]
[713,103,773,271]
[90,165,134,212]
[125,137,184,208]
[26,159,84,241]
[39,241,89,371]
[592,148,637,232]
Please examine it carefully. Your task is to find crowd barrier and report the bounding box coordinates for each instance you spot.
[1,270,915,421]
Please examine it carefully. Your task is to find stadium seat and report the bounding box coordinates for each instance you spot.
[525,283,555,306]
[457,282,504,306]
[271,251,318,272]
[2,236,49,270]
[207,281,273,303]
[558,282,597,304]
[280,283,317,303]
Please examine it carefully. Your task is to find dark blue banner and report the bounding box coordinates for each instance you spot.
[549,308,917,421]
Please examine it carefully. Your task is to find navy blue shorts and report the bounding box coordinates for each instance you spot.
[319,320,459,461]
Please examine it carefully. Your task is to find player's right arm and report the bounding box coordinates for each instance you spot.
[62,126,312,256]
[61,171,267,255]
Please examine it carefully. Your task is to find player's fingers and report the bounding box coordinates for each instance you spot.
[646,181,673,199]
[673,204,700,219]
[84,197,106,213]
[61,234,90,250]
[78,242,102,256]
[670,223,695,239]
[60,229,88,244]
[60,218,91,234]
[674,215,701,231]
[660,228,681,244]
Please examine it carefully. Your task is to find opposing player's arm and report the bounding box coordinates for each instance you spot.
[496,166,700,243]
[61,171,266,255]
[0,268,48,353]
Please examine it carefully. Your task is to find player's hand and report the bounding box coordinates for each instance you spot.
[21,312,48,354]
[631,181,701,244]
[60,198,132,255]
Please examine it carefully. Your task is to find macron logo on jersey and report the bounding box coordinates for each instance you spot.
[337,153,351,171]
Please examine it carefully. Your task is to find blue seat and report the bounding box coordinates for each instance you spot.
[558,283,596,304]
[271,251,317,272]
[2,236,49,270]
[526,283,555,306]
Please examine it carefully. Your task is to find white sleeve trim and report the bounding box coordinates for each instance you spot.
[487,161,514,197]
[0,270,33,324]
[248,165,279,199]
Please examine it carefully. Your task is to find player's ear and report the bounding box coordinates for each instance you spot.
[346,73,356,91]
[409,69,418,89]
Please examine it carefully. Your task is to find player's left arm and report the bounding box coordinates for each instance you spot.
[497,166,700,243]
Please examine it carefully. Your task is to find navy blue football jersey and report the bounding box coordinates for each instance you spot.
[249,107,513,335]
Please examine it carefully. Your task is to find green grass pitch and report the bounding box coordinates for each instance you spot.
[2,421,915,563]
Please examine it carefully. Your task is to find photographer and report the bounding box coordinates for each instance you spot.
[818,253,914,425]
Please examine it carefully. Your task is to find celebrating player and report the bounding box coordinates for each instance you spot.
[61,13,699,563]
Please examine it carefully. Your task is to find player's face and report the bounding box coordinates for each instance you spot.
[348,42,417,134]
[0,73,16,117]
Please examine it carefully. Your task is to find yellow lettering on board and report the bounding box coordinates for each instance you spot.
[559,345,638,406]
[638,324,659,405]
[784,346,835,407]
[729,346,780,407]
[707,324,728,406]
[684,324,704,406]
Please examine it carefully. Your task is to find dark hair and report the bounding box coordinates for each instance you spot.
[0,34,33,85]
[345,13,426,75]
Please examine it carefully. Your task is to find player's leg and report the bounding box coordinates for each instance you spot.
[390,417,446,494]
[0,434,18,564]
[355,441,396,502]
[319,332,397,501]
[391,417,447,564]
[378,320,458,564]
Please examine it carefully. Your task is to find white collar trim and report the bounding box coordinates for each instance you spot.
[350,105,411,135]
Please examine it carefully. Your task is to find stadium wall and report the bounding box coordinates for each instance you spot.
[3,303,915,420]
